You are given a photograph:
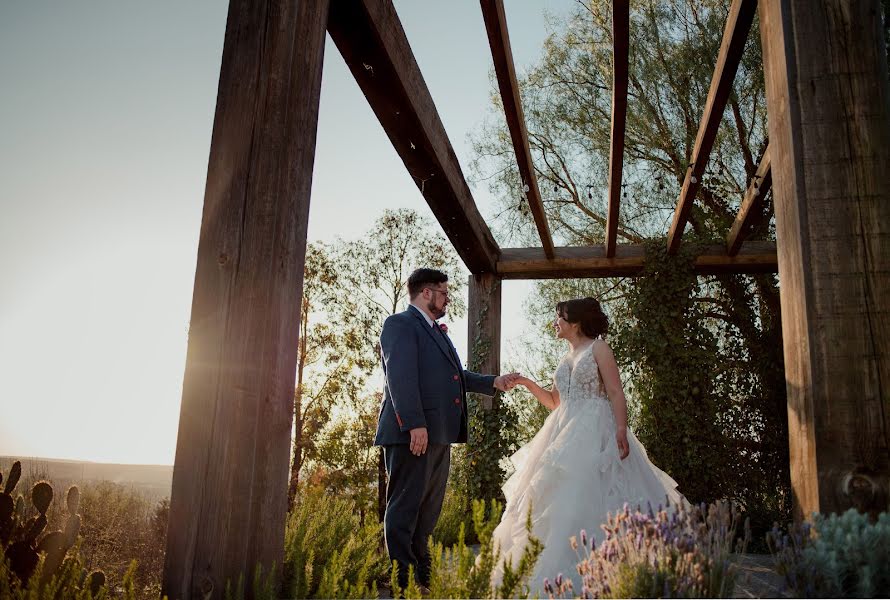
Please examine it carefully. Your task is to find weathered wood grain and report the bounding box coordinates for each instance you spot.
[497,241,777,279]
[328,0,501,273]
[481,0,554,258]
[606,0,630,258]
[468,274,502,410]
[162,1,329,597]
[759,0,890,518]
[727,146,773,255]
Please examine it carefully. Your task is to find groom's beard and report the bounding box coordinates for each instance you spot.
[427,300,446,320]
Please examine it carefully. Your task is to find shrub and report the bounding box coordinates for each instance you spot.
[767,509,890,598]
[77,481,166,596]
[560,500,748,598]
[391,499,542,600]
[431,482,471,547]
[283,485,387,599]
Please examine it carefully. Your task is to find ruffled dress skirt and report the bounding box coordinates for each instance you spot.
[489,395,684,595]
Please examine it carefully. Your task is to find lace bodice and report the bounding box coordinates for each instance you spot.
[554,341,608,404]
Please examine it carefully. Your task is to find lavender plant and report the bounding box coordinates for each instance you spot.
[547,500,749,598]
[767,509,890,598]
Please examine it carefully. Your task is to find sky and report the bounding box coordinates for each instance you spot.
[0,0,575,465]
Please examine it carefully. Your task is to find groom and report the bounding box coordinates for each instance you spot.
[374,268,517,590]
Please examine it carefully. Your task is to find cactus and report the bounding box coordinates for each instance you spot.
[1,463,104,596]
[39,486,83,586]
[4,461,21,494]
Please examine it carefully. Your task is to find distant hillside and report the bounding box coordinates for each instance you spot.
[1,456,173,501]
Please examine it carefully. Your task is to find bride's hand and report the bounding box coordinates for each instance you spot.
[512,375,534,388]
[616,429,629,460]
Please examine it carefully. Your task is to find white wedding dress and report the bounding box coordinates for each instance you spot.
[490,341,684,594]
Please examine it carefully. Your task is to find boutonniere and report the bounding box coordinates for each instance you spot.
[439,323,449,334]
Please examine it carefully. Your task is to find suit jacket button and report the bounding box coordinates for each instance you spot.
[453,374,459,380]
[454,398,460,404]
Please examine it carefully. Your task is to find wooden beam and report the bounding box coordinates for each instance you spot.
[605,0,630,258]
[480,0,554,258]
[666,0,758,254]
[328,0,500,273]
[162,1,328,597]
[727,146,773,255]
[760,0,890,519]
[497,241,777,279]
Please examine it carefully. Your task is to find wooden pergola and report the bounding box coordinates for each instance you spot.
[162,0,890,597]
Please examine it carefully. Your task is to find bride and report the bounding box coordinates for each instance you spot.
[491,297,684,593]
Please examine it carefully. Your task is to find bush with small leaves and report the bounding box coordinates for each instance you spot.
[283,484,388,599]
[767,509,890,598]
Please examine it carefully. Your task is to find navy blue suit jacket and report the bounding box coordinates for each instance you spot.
[374,305,497,445]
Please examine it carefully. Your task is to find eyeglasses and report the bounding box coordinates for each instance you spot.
[425,287,449,299]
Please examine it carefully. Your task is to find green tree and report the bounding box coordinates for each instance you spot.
[288,242,374,511]
[472,0,789,532]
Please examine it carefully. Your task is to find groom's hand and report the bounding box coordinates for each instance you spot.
[409,427,428,456]
[494,372,521,392]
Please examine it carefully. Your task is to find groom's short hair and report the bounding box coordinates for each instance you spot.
[408,268,448,298]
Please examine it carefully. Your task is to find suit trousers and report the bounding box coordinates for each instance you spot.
[383,443,450,588]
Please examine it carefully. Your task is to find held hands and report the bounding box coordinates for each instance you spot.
[616,428,630,460]
[494,372,522,392]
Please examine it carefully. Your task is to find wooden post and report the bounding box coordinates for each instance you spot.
[162,1,329,598]
[466,274,503,505]
[467,274,502,408]
[759,0,890,519]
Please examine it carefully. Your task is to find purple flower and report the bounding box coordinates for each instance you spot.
[580,529,588,547]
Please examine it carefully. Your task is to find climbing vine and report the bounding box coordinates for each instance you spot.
[458,286,520,517]
[610,239,790,539]
[611,239,729,502]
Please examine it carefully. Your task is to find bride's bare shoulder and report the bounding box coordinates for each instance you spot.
[591,338,615,360]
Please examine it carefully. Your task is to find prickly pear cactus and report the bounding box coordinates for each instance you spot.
[1,462,105,597]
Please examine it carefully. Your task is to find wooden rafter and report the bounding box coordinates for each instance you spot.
[727,146,772,255]
[328,0,501,273]
[666,0,758,254]
[480,0,555,258]
[497,241,777,279]
[605,0,630,258]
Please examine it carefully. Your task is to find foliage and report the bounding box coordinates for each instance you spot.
[472,0,789,534]
[1,460,110,597]
[0,552,120,600]
[282,485,387,599]
[77,481,167,596]
[767,509,890,598]
[223,563,278,600]
[612,240,727,503]
[307,392,379,516]
[289,242,374,509]
[431,476,471,548]
[550,500,749,598]
[392,499,543,600]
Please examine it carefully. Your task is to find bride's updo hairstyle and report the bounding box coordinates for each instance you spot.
[556,297,609,339]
